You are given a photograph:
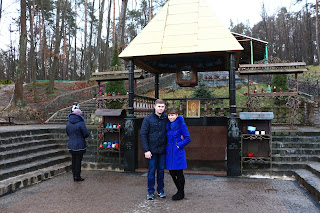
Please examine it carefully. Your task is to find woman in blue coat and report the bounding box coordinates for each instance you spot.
[66,109,90,181]
[166,108,191,200]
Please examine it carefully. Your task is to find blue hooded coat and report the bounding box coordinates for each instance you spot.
[166,116,191,170]
[66,113,90,152]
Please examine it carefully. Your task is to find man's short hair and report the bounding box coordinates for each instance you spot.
[155,99,165,105]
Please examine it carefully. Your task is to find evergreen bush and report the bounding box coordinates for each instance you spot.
[272,74,288,92]
[192,81,214,98]
[105,42,127,109]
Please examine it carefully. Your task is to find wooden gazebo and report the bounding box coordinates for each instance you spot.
[119,0,244,176]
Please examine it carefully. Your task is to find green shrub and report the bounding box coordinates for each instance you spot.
[272,74,288,92]
[0,80,13,84]
[192,81,214,98]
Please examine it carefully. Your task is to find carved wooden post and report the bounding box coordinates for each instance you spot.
[155,73,159,99]
[124,59,137,172]
[211,100,216,116]
[227,52,241,176]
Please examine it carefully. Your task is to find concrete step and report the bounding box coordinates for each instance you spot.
[58,110,94,116]
[272,135,320,142]
[0,133,53,145]
[295,169,320,201]
[0,149,68,170]
[0,143,62,160]
[82,162,124,171]
[272,142,320,149]
[0,138,58,152]
[306,162,320,179]
[273,132,320,137]
[271,161,307,169]
[0,130,53,139]
[272,155,320,162]
[0,162,71,196]
[272,148,320,155]
[0,155,70,181]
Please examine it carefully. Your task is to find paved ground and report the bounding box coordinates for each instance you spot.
[1,124,320,212]
[0,170,319,213]
[1,124,320,133]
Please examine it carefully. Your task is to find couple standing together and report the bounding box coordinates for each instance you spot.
[140,99,191,201]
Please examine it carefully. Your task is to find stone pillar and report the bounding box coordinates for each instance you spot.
[227,52,241,176]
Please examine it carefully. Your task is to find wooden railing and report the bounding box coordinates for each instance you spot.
[133,95,156,118]
[164,97,229,117]
[95,95,230,118]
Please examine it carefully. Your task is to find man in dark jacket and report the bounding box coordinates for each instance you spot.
[140,99,168,200]
[66,109,90,181]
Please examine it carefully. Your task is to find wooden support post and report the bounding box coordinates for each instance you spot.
[124,59,137,172]
[227,52,241,176]
[128,59,134,117]
[155,73,159,99]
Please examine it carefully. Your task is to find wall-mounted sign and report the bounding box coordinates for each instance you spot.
[176,64,198,87]
[187,100,200,118]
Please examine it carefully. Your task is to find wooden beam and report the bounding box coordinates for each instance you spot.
[248,92,298,97]
[239,62,306,68]
[237,68,308,75]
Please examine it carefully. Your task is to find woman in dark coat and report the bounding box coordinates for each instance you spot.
[166,108,191,200]
[66,109,90,181]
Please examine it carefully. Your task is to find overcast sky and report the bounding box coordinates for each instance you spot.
[206,0,302,27]
[0,0,303,51]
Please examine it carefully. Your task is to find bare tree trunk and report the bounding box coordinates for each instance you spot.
[40,3,48,80]
[118,0,128,50]
[83,0,88,78]
[74,0,77,78]
[63,23,67,80]
[47,0,67,94]
[94,0,106,72]
[148,0,153,21]
[113,0,115,44]
[28,1,39,101]
[316,0,320,64]
[0,0,2,20]
[105,0,112,70]
[88,0,95,75]
[14,0,27,106]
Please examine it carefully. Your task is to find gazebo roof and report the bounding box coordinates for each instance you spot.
[119,0,243,73]
[120,0,243,57]
[232,32,268,64]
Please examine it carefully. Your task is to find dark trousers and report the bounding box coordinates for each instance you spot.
[169,169,185,191]
[70,151,84,178]
[147,153,166,194]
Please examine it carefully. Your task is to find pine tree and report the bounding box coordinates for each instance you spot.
[105,42,127,108]
[272,74,288,92]
[192,81,213,98]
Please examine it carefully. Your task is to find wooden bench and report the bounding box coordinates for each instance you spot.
[0,116,15,126]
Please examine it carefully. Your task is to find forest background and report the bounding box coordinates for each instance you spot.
[0,0,319,107]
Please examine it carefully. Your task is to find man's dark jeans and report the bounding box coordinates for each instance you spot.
[147,153,166,194]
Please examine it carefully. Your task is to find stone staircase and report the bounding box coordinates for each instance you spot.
[272,131,320,201]
[244,130,320,201]
[0,127,71,196]
[46,99,97,124]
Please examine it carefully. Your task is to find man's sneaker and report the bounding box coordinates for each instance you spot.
[147,193,154,200]
[157,192,167,198]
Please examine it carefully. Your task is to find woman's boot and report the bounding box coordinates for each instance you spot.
[172,176,184,200]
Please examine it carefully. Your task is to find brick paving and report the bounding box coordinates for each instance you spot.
[0,170,319,213]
